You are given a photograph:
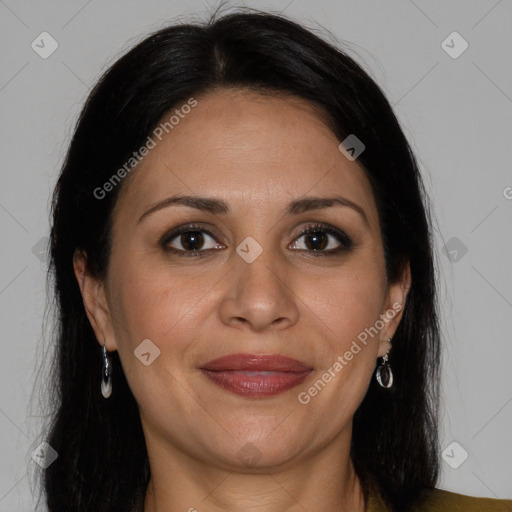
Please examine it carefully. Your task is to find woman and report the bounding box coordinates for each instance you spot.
[39,8,512,512]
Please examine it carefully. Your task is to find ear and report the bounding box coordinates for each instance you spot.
[73,249,118,352]
[377,261,411,358]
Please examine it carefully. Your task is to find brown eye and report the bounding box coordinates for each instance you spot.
[290,223,353,254]
[161,225,225,256]
[177,231,205,251]
[302,231,329,251]
[166,230,219,252]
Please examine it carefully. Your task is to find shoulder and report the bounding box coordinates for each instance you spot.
[367,487,512,511]
[412,488,512,511]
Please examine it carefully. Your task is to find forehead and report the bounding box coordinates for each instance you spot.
[113,88,378,225]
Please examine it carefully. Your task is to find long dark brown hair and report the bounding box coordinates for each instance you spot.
[37,7,440,511]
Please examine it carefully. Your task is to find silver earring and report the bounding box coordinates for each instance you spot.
[101,340,112,399]
[376,339,393,389]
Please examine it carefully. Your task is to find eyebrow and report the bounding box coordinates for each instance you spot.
[137,194,369,226]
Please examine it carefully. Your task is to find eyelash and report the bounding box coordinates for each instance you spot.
[160,222,353,258]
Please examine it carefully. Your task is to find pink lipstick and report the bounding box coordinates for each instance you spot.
[200,353,313,397]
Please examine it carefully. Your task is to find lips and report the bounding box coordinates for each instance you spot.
[201,353,312,372]
[200,353,313,398]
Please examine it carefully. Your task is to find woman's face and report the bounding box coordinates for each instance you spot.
[76,88,409,471]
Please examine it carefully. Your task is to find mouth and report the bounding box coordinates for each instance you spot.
[199,353,313,398]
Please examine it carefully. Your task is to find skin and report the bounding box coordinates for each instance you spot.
[74,88,410,512]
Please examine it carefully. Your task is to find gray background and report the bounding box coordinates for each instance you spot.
[1,0,511,509]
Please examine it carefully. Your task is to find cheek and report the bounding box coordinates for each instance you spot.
[333,278,385,345]
[106,259,214,402]
[107,260,208,414]
[303,263,387,354]
[110,256,214,342]
[295,271,384,429]
[294,258,386,417]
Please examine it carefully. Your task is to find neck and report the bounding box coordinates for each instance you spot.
[143,426,365,512]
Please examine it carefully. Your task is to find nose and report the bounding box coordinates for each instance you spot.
[218,244,300,332]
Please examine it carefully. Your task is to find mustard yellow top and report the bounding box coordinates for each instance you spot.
[367,487,512,511]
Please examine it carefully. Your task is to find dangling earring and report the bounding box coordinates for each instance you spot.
[101,340,112,399]
[376,338,393,389]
